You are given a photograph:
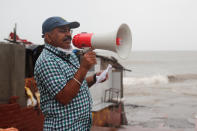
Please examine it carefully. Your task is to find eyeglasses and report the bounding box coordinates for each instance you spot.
[58,28,73,34]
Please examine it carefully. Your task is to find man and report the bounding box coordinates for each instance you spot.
[34,16,106,131]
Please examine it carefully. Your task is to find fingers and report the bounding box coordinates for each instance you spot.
[84,51,97,64]
[96,72,102,76]
[80,51,97,70]
[86,47,95,52]
[95,71,109,83]
[84,51,96,57]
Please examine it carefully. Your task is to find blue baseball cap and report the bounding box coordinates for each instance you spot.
[42,16,80,37]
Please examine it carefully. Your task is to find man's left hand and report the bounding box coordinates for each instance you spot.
[95,71,109,83]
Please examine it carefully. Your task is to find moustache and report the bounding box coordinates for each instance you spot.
[63,36,72,41]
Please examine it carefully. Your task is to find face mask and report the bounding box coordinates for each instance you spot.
[57,46,73,55]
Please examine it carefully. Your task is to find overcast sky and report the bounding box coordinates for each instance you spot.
[1,0,197,50]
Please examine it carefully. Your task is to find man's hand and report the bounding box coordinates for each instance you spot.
[96,71,109,83]
[95,64,112,83]
[86,71,108,88]
[80,50,97,71]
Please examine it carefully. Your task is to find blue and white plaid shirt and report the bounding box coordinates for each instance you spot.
[34,43,92,131]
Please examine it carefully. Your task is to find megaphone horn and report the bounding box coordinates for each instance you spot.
[72,23,132,59]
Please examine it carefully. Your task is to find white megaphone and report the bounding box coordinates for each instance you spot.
[72,23,132,59]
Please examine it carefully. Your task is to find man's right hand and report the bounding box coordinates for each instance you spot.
[80,50,97,71]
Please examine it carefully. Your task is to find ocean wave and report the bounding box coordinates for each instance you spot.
[168,74,197,82]
[123,75,169,86]
[123,74,197,86]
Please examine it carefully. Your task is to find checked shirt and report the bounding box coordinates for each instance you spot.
[34,43,92,131]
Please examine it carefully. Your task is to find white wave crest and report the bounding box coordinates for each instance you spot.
[123,75,169,86]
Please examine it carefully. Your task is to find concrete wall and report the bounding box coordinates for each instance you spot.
[0,42,26,106]
[90,69,113,106]
[90,57,124,107]
[112,70,124,98]
[89,57,113,106]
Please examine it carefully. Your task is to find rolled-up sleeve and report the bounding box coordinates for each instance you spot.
[36,59,67,98]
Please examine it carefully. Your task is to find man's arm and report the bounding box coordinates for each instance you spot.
[86,74,96,87]
[55,51,97,105]
[55,66,87,105]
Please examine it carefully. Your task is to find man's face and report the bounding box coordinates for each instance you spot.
[46,26,72,49]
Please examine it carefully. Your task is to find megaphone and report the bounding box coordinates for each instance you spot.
[72,23,132,59]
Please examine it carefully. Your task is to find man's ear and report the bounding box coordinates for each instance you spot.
[45,33,52,43]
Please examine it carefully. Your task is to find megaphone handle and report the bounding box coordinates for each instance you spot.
[74,47,93,57]
[82,47,95,54]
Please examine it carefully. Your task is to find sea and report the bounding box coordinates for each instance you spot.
[113,51,197,130]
